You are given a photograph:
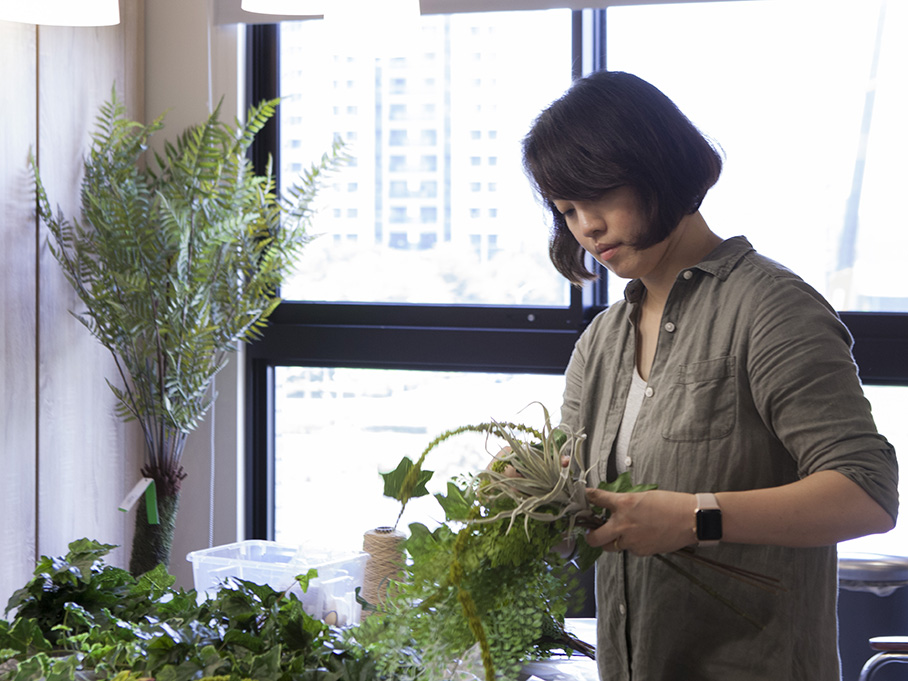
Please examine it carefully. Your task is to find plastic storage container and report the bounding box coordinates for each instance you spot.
[187,540,369,626]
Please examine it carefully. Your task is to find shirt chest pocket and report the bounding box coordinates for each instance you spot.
[661,356,737,442]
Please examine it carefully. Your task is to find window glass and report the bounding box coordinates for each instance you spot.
[605,0,908,312]
[278,10,573,306]
[273,368,566,551]
[273,378,908,557]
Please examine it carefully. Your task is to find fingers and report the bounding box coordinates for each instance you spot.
[586,487,619,511]
[584,489,698,556]
[585,523,624,552]
[486,445,513,472]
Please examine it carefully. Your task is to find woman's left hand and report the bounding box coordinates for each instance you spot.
[584,488,698,556]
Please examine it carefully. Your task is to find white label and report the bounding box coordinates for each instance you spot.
[119,477,154,512]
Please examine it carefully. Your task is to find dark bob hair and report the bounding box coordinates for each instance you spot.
[522,70,723,285]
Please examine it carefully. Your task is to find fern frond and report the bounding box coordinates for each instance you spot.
[32,87,346,471]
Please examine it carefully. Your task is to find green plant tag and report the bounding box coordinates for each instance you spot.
[145,480,159,525]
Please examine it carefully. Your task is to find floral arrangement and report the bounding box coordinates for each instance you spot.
[355,404,783,680]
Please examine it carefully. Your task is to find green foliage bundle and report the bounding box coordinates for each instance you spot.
[358,408,608,681]
[365,404,782,679]
[0,539,382,681]
[32,89,345,491]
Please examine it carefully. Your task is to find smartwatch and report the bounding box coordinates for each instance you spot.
[694,493,722,548]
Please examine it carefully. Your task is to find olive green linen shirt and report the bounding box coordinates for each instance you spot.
[559,236,898,681]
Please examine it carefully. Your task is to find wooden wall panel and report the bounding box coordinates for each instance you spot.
[36,1,145,570]
[0,19,38,610]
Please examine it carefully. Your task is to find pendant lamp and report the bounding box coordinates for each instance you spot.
[0,0,120,26]
[239,0,325,16]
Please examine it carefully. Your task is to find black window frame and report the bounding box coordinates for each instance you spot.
[243,11,908,541]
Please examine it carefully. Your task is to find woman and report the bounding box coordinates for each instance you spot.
[522,70,898,680]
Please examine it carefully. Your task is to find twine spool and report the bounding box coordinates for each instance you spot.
[362,526,406,616]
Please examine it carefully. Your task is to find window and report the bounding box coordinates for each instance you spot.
[602,0,908,555]
[248,8,578,545]
[247,3,908,561]
[604,0,908,312]
[388,130,408,146]
[276,10,572,306]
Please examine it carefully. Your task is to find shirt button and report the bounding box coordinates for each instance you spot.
[682,270,693,280]
[618,603,627,616]
[624,456,633,468]
[644,386,654,398]
[664,321,676,333]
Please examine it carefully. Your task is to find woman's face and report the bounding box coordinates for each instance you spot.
[552,186,669,281]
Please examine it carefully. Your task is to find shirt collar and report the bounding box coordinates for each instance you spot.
[623,235,755,306]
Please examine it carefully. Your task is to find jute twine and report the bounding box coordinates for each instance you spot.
[362,526,406,617]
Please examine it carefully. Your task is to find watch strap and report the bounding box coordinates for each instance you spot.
[694,492,722,548]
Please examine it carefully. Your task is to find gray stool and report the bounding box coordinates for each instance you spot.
[838,552,908,681]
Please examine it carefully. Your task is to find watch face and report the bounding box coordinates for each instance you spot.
[696,508,723,541]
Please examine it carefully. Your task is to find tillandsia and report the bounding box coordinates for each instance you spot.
[472,412,596,537]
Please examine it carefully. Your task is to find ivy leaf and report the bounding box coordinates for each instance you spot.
[404,522,437,561]
[381,457,433,501]
[131,564,176,598]
[224,629,266,653]
[293,568,319,593]
[435,482,474,521]
[0,618,51,654]
[573,534,604,573]
[248,644,282,679]
[598,471,658,495]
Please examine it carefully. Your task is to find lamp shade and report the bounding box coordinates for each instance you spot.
[0,0,120,26]
[240,0,324,16]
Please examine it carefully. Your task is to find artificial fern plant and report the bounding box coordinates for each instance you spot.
[33,89,345,576]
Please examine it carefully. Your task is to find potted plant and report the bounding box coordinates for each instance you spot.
[33,89,345,576]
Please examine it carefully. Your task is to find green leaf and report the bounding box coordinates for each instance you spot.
[573,534,604,573]
[381,457,433,501]
[403,522,437,561]
[223,629,265,653]
[293,567,318,593]
[435,482,475,521]
[598,471,659,494]
[247,644,282,679]
[131,563,176,598]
